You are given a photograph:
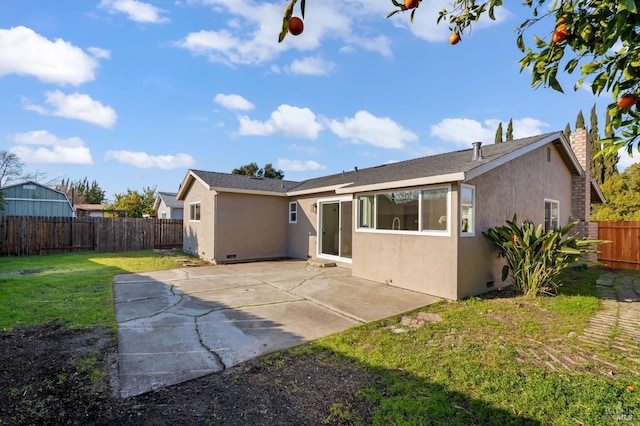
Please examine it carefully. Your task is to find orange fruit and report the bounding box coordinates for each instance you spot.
[449,32,461,45]
[288,16,304,36]
[405,0,419,9]
[617,93,638,109]
[552,23,570,43]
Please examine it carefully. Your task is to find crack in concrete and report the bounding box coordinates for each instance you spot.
[194,317,226,371]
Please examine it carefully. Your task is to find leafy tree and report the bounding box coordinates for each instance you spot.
[0,151,24,187]
[563,123,571,141]
[232,162,284,180]
[56,177,107,205]
[108,186,157,218]
[281,1,640,157]
[232,162,260,177]
[506,118,513,141]
[494,122,503,143]
[592,163,640,221]
[575,110,585,130]
[262,163,285,179]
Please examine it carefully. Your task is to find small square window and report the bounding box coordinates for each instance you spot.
[189,202,201,221]
[289,201,297,223]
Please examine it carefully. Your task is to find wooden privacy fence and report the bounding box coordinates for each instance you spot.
[0,216,183,256]
[597,221,640,270]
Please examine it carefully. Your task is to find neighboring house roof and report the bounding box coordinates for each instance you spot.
[177,170,301,200]
[154,192,183,210]
[74,204,106,211]
[0,180,68,196]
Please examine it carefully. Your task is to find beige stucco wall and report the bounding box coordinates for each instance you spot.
[457,143,576,299]
[351,184,460,300]
[182,179,215,260]
[287,194,318,260]
[287,192,354,269]
[214,192,289,262]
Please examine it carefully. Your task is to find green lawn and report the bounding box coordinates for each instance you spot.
[1,253,638,424]
[0,250,185,330]
[277,266,640,425]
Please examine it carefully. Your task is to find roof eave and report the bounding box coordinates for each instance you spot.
[286,183,353,196]
[176,170,211,200]
[335,173,467,194]
[591,179,606,204]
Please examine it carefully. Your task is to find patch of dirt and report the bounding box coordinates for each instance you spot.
[0,323,381,425]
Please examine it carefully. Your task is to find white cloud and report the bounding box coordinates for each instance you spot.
[98,0,169,23]
[177,0,392,66]
[276,158,325,172]
[388,0,509,42]
[288,144,322,155]
[430,117,549,146]
[9,130,93,164]
[238,104,323,139]
[0,26,103,86]
[287,56,336,76]
[329,110,418,149]
[214,93,255,110]
[23,90,117,128]
[87,47,111,60]
[104,151,195,169]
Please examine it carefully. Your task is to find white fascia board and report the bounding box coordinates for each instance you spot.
[286,183,352,196]
[465,133,581,181]
[335,173,466,194]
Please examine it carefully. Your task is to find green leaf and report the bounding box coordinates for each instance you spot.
[516,34,525,52]
[501,265,509,282]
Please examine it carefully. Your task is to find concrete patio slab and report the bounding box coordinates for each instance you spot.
[114,260,440,398]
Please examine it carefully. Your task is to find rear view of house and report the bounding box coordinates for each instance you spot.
[176,130,604,300]
[0,181,74,217]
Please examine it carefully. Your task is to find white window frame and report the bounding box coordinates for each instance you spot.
[288,201,298,224]
[460,184,476,237]
[544,199,560,231]
[189,201,201,222]
[355,184,451,237]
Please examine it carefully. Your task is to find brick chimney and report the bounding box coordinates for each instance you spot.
[569,128,591,238]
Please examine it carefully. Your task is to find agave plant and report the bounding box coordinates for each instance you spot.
[483,215,606,297]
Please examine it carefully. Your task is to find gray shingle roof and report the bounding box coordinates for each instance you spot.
[190,170,300,194]
[157,192,183,209]
[183,132,568,196]
[290,132,560,192]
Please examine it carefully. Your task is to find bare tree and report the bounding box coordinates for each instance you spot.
[0,151,24,187]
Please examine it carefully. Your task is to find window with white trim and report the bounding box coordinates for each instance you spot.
[356,185,450,235]
[289,201,298,223]
[460,184,475,236]
[544,199,559,232]
[189,202,201,221]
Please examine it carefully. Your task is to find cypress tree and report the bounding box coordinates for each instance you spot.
[603,113,620,180]
[590,104,606,185]
[506,119,514,141]
[576,110,585,129]
[495,122,503,143]
[563,123,571,141]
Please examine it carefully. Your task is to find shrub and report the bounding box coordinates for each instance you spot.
[483,216,605,297]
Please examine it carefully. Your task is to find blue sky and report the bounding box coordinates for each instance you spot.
[0,0,636,201]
